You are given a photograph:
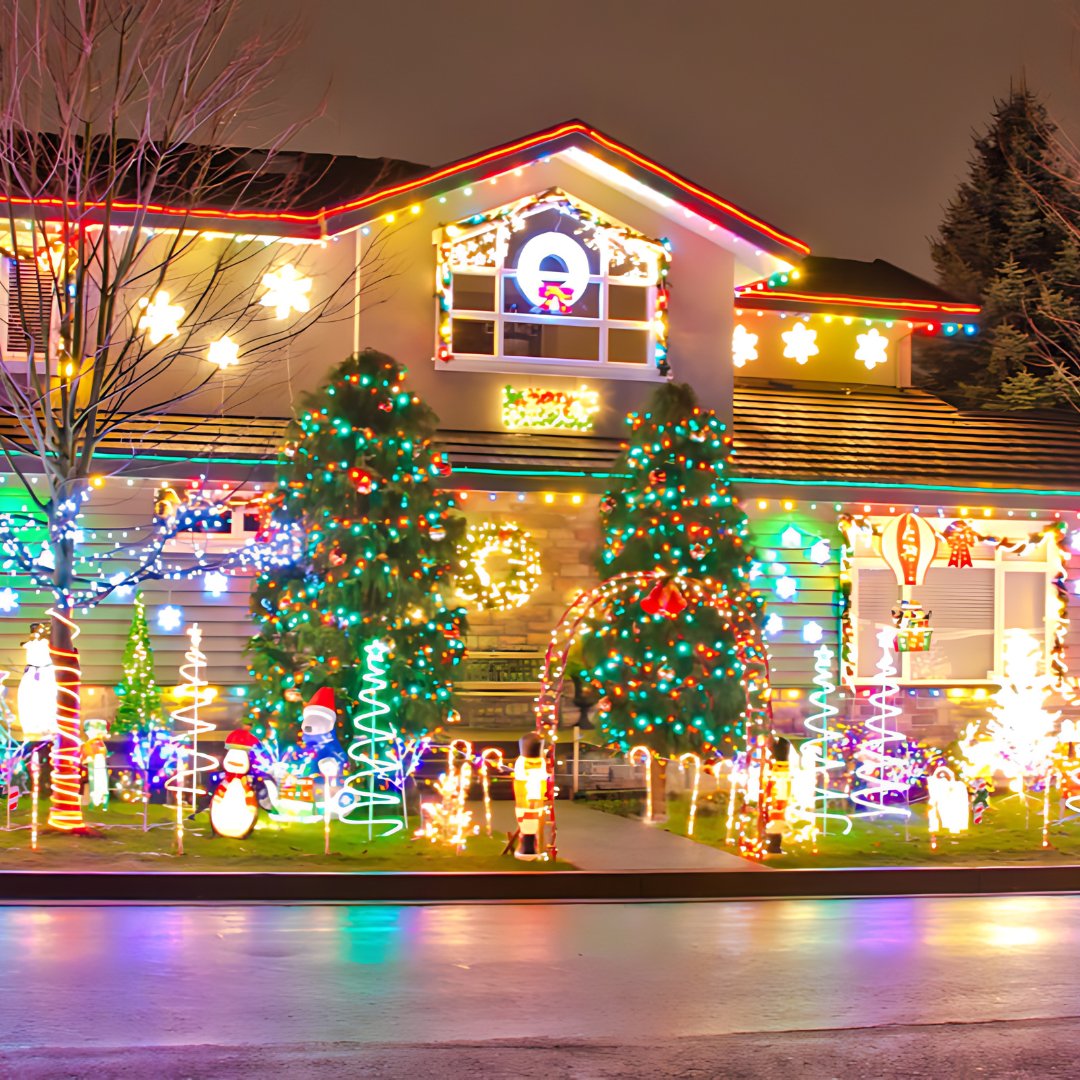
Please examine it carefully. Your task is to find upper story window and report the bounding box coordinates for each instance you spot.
[436,191,670,379]
[1,256,57,363]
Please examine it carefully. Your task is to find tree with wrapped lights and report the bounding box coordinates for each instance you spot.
[579,382,764,766]
[113,593,164,735]
[248,350,467,739]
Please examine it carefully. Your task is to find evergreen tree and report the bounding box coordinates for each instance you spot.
[248,350,466,740]
[922,87,1080,407]
[113,592,164,734]
[578,382,764,758]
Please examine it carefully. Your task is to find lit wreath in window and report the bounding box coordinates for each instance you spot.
[455,523,542,611]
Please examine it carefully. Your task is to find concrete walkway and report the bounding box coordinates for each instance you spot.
[485,798,765,870]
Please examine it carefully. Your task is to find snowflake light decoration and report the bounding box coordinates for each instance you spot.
[855,327,889,370]
[809,540,831,564]
[0,587,19,613]
[781,526,802,548]
[781,321,819,365]
[156,605,184,632]
[207,336,240,370]
[775,576,798,600]
[259,264,312,319]
[802,621,823,644]
[203,571,229,597]
[732,324,759,368]
[136,292,184,345]
[764,613,784,637]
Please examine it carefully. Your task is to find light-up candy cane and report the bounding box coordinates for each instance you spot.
[174,747,186,855]
[480,747,504,837]
[678,752,701,837]
[629,745,653,821]
[319,758,339,856]
[29,749,39,851]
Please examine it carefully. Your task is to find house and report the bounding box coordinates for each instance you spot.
[0,119,1076,748]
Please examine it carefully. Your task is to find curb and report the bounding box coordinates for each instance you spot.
[0,865,1079,902]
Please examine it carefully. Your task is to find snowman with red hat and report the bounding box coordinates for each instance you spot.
[301,687,349,777]
[210,729,265,839]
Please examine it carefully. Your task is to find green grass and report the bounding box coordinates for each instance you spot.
[0,799,570,872]
[588,792,1080,868]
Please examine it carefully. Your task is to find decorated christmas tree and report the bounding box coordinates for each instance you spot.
[248,350,467,740]
[113,593,164,734]
[579,381,764,759]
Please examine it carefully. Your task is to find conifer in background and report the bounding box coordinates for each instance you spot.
[113,593,164,734]
[248,350,467,740]
[923,87,1080,407]
[578,382,764,759]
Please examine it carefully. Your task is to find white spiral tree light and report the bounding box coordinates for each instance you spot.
[802,644,851,835]
[337,640,407,838]
[165,623,219,816]
[852,628,911,820]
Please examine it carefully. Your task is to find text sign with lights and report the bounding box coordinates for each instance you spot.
[501,384,600,431]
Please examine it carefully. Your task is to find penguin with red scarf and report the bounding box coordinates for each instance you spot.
[210,729,273,839]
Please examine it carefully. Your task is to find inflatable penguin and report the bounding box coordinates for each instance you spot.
[210,729,263,839]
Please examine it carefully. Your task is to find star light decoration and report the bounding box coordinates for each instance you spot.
[156,604,184,632]
[136,291,185,345]
[855,327,889,370]
[781,322,819,365]
[259,264,312,319]
[206,336,240,370]
[0,587,19,613]
[732,324,759,368]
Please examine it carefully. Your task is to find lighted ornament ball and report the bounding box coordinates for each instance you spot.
[658,664,675,682]
[431,453,452,478]
[430,526,447,542]
[349,468,374,494]
[649,468,667,486]
[601,494,617,514]
[689,543,706,560]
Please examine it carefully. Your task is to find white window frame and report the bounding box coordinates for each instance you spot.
[437,210,666,382]
[851,535,1055,685]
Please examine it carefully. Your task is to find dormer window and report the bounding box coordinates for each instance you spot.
[436,191,669,379]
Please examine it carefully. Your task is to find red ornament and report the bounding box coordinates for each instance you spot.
[945,519,978,568]
[649,469,667,486]
[349,467,374,495]
[601,494,617,514]
[640,580,688,618]
[377,399,393,412]
[431,453,452,478]
[328,547,347,567]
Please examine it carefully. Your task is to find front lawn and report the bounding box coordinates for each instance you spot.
[0,799,569,872]
[588,791,1080,867]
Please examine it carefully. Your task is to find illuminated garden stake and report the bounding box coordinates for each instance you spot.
[417,739,475,851]
[852,629,911,820]
[339,640,406,838]
[803,645,851,835]
[165,624,218,818]
[678,752,702,836]
[29,749,39,851]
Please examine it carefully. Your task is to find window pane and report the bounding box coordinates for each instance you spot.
[452,274,495,312]
[909,567,994,680]
[505,207,602,275]
[1003,570,1045,640]
[608,328,650,365]
[504,321,599,361]
[855,568,896,679]
[608,284,650,321]
[452,319,495,355]
[503,274,600,318]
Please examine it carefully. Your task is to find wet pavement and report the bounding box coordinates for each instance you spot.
[1,895,1077,1076]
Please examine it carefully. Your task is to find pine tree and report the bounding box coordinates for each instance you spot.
[578,382,763,758]
[113,592,164,735]
[922,87,1080,407]
[248,350,467,740]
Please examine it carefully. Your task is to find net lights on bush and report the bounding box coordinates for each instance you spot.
[455,522,542,611]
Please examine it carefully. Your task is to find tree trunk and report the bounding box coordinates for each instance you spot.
[648,757,668,822]
[46,606,86,832]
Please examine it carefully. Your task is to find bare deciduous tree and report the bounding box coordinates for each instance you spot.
[0,0,387,832]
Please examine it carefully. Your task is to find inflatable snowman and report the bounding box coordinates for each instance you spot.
[17,622,58,739]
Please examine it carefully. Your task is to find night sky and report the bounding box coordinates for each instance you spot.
[246,0,1079,278]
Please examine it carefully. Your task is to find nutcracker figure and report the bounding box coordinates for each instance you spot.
[82,717,109,808]
[764,736,793,854]
[512,732,550,861]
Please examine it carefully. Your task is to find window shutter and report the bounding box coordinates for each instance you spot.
[4,259,52,356]
[911,567,994,629]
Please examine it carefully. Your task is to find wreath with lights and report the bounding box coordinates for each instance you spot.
[455,523,543,611]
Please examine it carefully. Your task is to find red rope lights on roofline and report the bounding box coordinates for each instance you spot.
[734,289,981,316]
[0,122,810,254]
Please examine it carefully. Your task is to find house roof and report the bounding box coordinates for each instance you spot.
[734,256,981,324]
[6,122,809,257]
[7,383,1080,501]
